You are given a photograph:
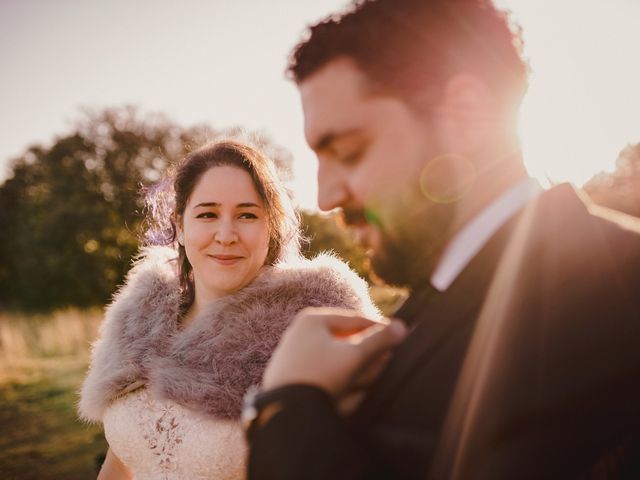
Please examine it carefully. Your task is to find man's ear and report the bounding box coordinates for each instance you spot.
[436,74,495,154]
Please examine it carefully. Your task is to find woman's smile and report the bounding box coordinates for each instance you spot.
[208,254,245,266]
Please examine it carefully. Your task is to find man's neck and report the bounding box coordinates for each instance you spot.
[431,176,541,292]
[447,150,528,239]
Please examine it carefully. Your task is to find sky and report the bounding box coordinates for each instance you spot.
[1,0,639,210]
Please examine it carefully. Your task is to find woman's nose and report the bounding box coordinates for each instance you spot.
[214,220,238,245]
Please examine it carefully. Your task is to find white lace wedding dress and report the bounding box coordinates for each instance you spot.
[103,388,246,480]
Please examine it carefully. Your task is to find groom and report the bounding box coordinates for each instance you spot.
[244,0,640,478]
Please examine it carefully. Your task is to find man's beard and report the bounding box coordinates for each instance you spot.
[368,203,455,289]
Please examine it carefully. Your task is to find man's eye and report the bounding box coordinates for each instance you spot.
[196,212,217,219]
[341,150,363,165]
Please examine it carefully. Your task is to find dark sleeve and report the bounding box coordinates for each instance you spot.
[247,385,372,480]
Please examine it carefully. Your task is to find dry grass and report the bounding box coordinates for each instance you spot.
[0,308,102,379]
[0,309,107,479]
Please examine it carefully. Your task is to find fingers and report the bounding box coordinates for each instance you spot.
[350,351,392,388]
[263,308,408,397]
[356,319,407,358]
[337,390,367,416]
[297,307,386,337]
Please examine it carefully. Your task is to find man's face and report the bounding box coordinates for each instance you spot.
[300,58,457,288]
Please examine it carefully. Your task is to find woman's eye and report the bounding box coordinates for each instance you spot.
[196,212,217,219]
[239,212,258,220]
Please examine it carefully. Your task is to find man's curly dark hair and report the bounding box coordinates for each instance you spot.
[288,0,528,114]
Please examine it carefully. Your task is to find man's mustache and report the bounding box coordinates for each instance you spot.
[339,207,383,229]
[340,207,368,227]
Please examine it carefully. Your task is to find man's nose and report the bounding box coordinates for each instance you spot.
[317,162,348,211]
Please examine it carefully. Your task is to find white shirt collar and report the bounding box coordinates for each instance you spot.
[430,178,542,292]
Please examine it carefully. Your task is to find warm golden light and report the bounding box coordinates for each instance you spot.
[499,0,640,188]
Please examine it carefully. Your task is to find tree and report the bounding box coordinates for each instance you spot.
[300,210,370,280]
[0,107,199,309]
[584,142,640,218]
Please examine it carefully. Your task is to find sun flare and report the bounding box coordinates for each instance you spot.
[500,0,640,188]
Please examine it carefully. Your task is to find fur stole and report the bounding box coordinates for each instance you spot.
[78,246,379,423]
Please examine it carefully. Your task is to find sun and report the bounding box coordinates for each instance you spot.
[497,0,640,187]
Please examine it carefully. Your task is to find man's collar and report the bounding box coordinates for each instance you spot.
[430,178,542,292]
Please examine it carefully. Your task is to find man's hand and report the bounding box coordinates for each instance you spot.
[262,307,407,405]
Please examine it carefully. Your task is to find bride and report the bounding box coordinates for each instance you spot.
[78,138,378,479]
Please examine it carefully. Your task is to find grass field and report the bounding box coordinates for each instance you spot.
[0,288,405,478]
[0,310,107,479]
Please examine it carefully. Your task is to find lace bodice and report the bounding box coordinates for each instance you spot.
[103,388,246,480]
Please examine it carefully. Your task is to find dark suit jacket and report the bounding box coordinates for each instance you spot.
[248,185,640,480]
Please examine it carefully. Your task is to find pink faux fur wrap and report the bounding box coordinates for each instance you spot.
[78,246,379,423]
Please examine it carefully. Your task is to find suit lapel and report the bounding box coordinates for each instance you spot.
[353,284,485,423]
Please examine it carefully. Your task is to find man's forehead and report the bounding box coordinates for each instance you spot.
[298,59,372,145]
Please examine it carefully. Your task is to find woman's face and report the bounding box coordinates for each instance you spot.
[179,165,270,305]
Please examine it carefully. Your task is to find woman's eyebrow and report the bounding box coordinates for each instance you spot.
[192,202,262,209]
[193,201,220,208]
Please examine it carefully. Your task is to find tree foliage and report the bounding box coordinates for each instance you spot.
[0,108,213,310]
[584,142,640,218]
[300,210,370,279]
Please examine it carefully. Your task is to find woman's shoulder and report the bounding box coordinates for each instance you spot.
[120,246,179,293]
[106,246,180,318]
[261,253,380,318]
[272,253,365,290]
[78,247,181,423]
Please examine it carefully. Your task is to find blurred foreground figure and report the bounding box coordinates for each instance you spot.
[245,1,640,478]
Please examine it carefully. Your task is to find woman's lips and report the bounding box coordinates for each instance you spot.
[209,254,244,266]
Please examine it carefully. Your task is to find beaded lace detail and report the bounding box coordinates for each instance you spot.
[103,388,245,480]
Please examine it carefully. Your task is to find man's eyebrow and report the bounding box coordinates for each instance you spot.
[312,129,361,153]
